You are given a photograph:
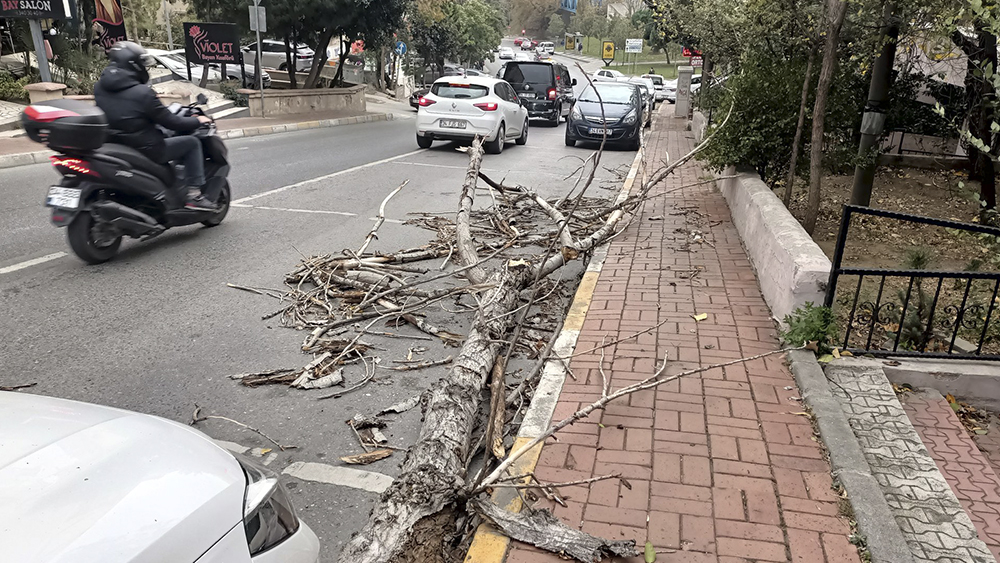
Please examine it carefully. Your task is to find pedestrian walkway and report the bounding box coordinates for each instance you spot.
[505,112,861,563]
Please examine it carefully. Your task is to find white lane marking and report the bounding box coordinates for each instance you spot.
[232,204,357,216]
[216,440,250,454]
[0,252,67,276]
[283,461,393,494]
[232,149,425,205]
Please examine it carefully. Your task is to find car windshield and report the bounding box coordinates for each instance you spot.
[431,83,489,99]
[578,85,633,105]
[502,63,550,84]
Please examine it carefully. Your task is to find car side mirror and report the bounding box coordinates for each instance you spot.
[572,78,577,86]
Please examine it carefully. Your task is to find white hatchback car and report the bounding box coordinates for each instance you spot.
[0,392,320,563]
[415,75,529,154]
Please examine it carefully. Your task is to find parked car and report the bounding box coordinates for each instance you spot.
[593,68,626,82]
[514,37,526,47]
[147,49,271,88]
[499,46,514,60]
[536,41,555,55]
[662,78,678,103]
[415,75,529,154]
[514,52,535,62]
[241,39,314,72]
[628,76,656,126]
[641,73,669,102]
[0,392,320,563]
[497,60,576,126]
[565,81,642,150]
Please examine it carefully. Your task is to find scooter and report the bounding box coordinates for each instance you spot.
[22,94,231,264]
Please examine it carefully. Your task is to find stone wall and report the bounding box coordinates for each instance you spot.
[239,84,366,117]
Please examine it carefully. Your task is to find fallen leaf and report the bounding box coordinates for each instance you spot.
[340,449,393,465]
[883,360,901,367]
[946,393,957,404]
[817,354,834,364]
[645,541,657,563]
[792,412,812,417]
[805,341,820,352]
[840,350,853,357]
[832,348,841,359]
[692,313,708,322]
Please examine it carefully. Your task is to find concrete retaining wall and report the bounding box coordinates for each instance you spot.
[717,165,831,322]
[239,84,366,117]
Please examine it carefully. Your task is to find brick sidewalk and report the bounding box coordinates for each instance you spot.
[505,114,860,563]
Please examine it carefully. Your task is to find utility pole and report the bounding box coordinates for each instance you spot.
[28,19,51,82]
[850,3,899,206]
[163,0,173,50]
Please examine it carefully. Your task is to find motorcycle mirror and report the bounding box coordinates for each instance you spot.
[196,93,208,105]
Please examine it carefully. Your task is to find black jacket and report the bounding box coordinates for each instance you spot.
[94,66,201,163]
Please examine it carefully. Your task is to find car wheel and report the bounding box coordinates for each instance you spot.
[516,120,528,145]
[549,105,560,127]
[564,127,576,147]
[486,124,505,154]
[416,134,433,149]
[629,137,641,151]
[278,63,287,71]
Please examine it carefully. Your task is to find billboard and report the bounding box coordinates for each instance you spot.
[92,0,126,52]
[0,0,73,19]
[184,22,239,65]
[559,0,577,14]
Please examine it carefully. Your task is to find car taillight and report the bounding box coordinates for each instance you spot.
[50,156,98,176]
[418,97,436,107]
[473,102,498,111]
[547,88,557,100]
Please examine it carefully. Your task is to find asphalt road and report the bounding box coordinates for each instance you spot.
[0,50,627,561]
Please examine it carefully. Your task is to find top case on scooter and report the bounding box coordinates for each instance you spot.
[22,99,108,152]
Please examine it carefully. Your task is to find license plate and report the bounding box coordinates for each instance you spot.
[521,92,536,99]
[589,128,609,135]
[440,119,467,129]
[46,187,82,209]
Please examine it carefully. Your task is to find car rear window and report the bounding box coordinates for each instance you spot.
[503,63,552,85]
[431,83,490,99]
[648,76,663,86]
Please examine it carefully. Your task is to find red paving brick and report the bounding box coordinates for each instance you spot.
[503,112,860,562]
[902,393,1000,560]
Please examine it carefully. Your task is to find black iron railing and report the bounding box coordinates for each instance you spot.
[824,205,1000,359]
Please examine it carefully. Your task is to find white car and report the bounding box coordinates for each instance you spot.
[147,48,271,88]
[593,68,626,82]
[642,73,670,102]
[536,41,555,55]
[416,75,529,154]
[241,39,314,72]
[0,392,320,563]
[499,47,514,60]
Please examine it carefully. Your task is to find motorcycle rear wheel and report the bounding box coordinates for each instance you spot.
[202,182,231,227]
[67,212,122,264]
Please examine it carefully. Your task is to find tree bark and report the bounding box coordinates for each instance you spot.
[305,28,336,89]
[284,33,297,89]
[954,23,998,216]
[784,47,816,207]
[198,64,210,88]
[804,0,848,234]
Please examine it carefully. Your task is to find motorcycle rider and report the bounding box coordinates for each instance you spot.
[94,41,217,211]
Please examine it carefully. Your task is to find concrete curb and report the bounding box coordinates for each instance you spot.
[787,350,917,563]
[0,112,395,171]
[463,131,647,563]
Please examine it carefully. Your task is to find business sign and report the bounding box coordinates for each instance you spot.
[690,56,703,67]
[92,0,126,51]
[0,0,72,19]
[625,38,643,53]
[184,22,239,64]
[565,34,575,51]
[558,0,577,13]
[601,41,615,65]
[681,46,702,57]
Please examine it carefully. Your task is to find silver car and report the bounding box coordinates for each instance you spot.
[242,40,314,72]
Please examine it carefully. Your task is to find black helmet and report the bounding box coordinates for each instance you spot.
[108,41,153,83]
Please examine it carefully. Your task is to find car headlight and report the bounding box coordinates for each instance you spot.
[622,110,637,125]
[571,104,582,120]
[239,456,300,556]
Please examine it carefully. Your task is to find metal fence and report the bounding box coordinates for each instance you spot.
[824,205,1000,359]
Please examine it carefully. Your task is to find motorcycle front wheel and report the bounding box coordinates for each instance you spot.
[67,212,122,264]
[202,181,231,227]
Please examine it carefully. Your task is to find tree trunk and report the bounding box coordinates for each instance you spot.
[284,33,297,89]
[784,47,816,207]
[333,38,348,87]
[198,64,210,88]
[305,28,335,89]
[804,0,848,234]
[956,22,998,216]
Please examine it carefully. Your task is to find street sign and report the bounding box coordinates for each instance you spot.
[601,41,615,65]
[183,22,239,65]
[248,5,265,32]
[394,40,406,56]
[690,56,703,67]
[625,38,642,53]
[0,0,73,20]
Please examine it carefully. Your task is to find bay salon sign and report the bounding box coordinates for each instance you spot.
[0,0,73,19]
[183,22,239,65]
